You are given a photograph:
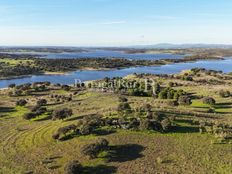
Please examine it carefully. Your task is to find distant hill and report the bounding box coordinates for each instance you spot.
[131,43,232,49]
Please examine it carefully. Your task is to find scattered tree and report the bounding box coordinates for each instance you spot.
[16,99,27,106]
[64,160,82,174]
[52,108,73,120]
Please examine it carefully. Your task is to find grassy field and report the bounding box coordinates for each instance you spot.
[0,71,232,174]
[0,58,33,66]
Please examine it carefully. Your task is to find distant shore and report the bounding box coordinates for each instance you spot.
[0,56,225,81]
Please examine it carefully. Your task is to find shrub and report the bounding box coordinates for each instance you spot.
[82,115,103,128]
[57,124,77,136]
[23,112,37,120]
[202,97,216,105]
[8,83,16,88]
[36,99,47,106]
[167,90,175,99]
[81,138,109,159]
[52,133,60,140]
[161,118,172,132]
[153,83,161,95]
[139,119,153,130]
[61,85,71,91]
[168,82,174,87]
[52,108,73,120]
[79,124,93,135]
[142,104,152,112]
[178,96,192,105]
[158,90,167,99]
[64,160,82,174]
[35,107,47,115]
[207,107,215,113]
[182,76,193,81]
[219,90,230,98]
[53,124,77,140]
[152,112,163,122]
[118,96,128,102]
[128,118,140,129]
[16,99,27,106]
[117,102,131,113]
[81,143,99,159]
[96,138,109,149]
[146,111,153,119]
[31,105,40,112]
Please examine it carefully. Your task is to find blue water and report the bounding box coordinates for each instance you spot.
[1,58,232,88]
[1,50,185,60]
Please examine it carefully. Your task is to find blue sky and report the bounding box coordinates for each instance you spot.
[0,0,232,46]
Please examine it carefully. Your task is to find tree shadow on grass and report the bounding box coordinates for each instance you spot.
[172,125,199,133]
[0,107,15,113]
[175,119,194,125]
[64,115,84,122]
[82,165,117,174]
[93,129,116,136]
[59,128,116,141]
[46,102,64,106]
[30,93,48,97]
[106,144,144,163]
[47,165,62,170]
[59,132,79,141]
[216,102,232,106]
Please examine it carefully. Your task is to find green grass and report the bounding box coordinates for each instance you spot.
[0,87,232,174]
[0,58,33,66]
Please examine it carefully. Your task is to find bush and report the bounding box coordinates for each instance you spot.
[81,143,99,159]
[8,83,16,88]
[161,118,172,132]
[96,138,109,149]
[118,96,128,102]
[182,76,193,81]
[52,108,73,120]
[23,112,37,120]
[139,119,153,130]
[168,82,174,87]
[53,124,77,140]
[81,138,109,159]
[152,112,164,122]
[127,118,140,129]
[64,160,82,174]
[142,104,152,112]
[35,107,47,115]
[219,90,230,98]
[202,97,216,105]
[57,124,77,135]
[158,90,167,99]
[178,96,192,105]
[52,133,60,140]
[16,99,27,106]
[61,85,71,91]
[31,105,47,115]
[117,102,131,113]
[79,124,93,135]
[36,99,47,106]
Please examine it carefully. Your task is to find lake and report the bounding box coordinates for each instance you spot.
[1,58,232,88]
[1,50,186,60]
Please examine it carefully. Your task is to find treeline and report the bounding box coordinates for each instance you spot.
[0,57,162,77]
[0,47,86,53]
[0,65,41,77]
[34,58,162,72]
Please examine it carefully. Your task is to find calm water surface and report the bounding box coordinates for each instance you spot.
[1,58,232,88]
[1,50,185,60]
